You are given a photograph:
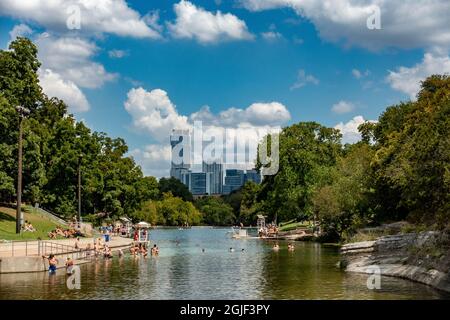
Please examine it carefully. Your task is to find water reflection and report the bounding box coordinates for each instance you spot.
[0,228,448,300]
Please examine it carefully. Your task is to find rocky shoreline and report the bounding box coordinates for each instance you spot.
[340,231,450,293]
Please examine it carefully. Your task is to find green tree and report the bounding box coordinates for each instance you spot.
[196,197,235,226]
[158,177,193,202]
[256,122,342,223]
[312,143,374,240]
[371,75,450,226]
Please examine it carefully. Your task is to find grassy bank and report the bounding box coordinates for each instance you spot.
[278,220,313,232]
[0,206,62,240]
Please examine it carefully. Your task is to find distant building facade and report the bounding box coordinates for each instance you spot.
[190,172,212,195]
[202,161,223,195]
[169,130,261,195]
[223,169,245,194]
[244,169,262,184]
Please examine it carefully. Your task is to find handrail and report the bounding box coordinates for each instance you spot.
[31,206,68,226]
[0,240,80,258]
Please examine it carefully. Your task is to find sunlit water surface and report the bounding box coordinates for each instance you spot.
[0,227,448,300]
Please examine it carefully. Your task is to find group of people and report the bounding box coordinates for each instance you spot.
[42,255,77,275]
[272,242,295,251]
[129,243,159,257]
[48,227,83,239]
[258,224,279,238]
[22,220,36,232]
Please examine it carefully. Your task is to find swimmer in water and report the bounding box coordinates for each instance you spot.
[229,247,234,252]
[272,243,280,251]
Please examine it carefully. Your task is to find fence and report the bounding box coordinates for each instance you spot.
[0,240,39,257]
[0,240,94,260]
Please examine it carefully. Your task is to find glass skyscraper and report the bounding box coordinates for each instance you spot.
[202,162,223,194]
[223,169,245,194]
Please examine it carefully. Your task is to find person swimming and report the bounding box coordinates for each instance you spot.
[288,243,295,251]
[272,243,280,251]
[229,247,234,252]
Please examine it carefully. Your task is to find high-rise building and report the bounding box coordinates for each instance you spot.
[223,169,245,194]
[170,130,191,181]
[190,172,212,195]
[244,169,262,184]
[202,161,223,194]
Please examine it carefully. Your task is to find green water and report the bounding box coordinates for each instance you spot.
[0,227,448,299]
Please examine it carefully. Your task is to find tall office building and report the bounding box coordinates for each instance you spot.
[223,169,245,194]
[202,161,223,195]
[170,129,191,181]
[244,169,262,184]
[190,172,212,195]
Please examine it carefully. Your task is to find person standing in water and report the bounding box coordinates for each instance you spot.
[43,254,59,274]
[151,244,159,256]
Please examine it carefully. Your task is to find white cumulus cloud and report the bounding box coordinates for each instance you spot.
[190,102,290,127]
[124,87,190,142]
[36,33,118,89]
[0,0,161,39]
[387,52,450,100]
[240,0,450,51]
[335,115,376,144]
[124,87,291,177]
[332,100,355,114]
[39,69,90,112]
[167,0,253,44]
[130,145,172,177]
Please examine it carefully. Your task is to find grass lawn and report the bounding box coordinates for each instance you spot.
[0,206,63,240]
[278,220,313,232]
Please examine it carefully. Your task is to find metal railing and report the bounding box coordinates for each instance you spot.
[0,240,95,260]
[0,240,39,257]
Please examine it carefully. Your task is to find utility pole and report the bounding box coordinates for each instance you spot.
[78,154,83,229]
[15,106,30,234]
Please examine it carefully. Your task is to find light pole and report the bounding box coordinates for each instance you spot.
[16,106,30,234]
[77,154,83,229]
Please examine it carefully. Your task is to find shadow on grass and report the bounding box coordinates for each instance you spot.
[0,211,15,222]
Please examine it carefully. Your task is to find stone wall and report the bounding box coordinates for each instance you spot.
[340,231,450,293]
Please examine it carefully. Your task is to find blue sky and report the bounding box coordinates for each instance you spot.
[1,0,449,177]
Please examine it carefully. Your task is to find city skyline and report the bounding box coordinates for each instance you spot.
[170,130,261,195]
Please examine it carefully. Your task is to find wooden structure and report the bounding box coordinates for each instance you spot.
[257,215,266,235]
[133,221,151,247]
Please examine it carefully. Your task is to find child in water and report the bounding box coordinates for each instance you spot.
[65,257,74,275]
